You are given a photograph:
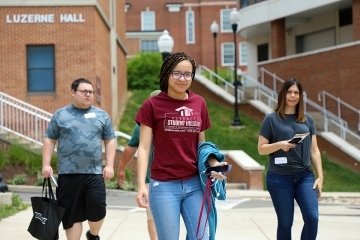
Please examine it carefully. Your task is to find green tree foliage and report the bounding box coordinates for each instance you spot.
[127,52,163,90]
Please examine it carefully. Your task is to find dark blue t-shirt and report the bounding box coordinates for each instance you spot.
[259,112,315,175]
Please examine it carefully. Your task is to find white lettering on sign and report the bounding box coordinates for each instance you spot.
[60,14,85,23]
[6,14,55,23]
[5,13,85,24]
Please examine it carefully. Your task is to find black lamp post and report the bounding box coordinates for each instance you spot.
[157,30,174,62]
[230,8,242,126]
[210,21,219,80]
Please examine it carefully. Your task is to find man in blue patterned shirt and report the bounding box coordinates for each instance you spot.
[42,78,116,240]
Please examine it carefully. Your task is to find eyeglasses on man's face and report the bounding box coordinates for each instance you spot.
[76,89,96,95]
[171,71,193,81]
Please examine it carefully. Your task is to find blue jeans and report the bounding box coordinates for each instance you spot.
[267,170,319,240]
[149,176,209,240]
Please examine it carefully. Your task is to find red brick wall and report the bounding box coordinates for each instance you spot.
[0,7,95,111]
[353,0,360,40]
[224,155,264,190]
[115,0,128,125]
[125,39,140,55]
[270,18,286,58]
[98,0,110,19]
[95,10,112,115]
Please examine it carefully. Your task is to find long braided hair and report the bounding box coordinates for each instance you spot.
[159,52,197,92]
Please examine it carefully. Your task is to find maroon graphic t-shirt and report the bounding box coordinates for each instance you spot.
[135,91,211,181]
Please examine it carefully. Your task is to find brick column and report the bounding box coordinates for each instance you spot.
[270,18,286,58]
[353,0,360,40]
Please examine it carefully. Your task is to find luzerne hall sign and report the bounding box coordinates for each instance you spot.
[5,13,85,24]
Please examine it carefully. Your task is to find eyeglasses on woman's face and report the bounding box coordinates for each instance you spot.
[171,71,193,81]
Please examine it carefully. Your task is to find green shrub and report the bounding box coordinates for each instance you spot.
[127,52,162,90]
[0,151,9,168]
[202,67,234,85]
[7,144,42,175]
[123,168,135,190]
[0,143,58,179]
[9,174,27,185]
[117,89,150,134]
[0,194,28,220]
[35,172,44,186]
[119,180,135,191]
[105,180,118,189]
[218,67,234,82]
[117,168,135,191]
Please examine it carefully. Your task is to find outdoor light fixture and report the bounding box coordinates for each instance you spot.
[210,20,219,78]
[157,30,174,61]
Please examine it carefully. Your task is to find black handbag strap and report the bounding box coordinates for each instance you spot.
[42,178,56,200]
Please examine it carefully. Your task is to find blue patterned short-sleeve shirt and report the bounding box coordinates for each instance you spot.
[45,105,116,174]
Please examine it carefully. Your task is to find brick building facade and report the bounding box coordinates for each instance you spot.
[125,0,359,133]
[240,0,360,131]
[1,0,359,133]
[125,0,249,72]
[0,0,128,123]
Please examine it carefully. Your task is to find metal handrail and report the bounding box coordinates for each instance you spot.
[304,94,349,139]
[115,131,131,141]
[197,65,245,100]
[318,90,360,132]
[253,81,278,108]
[257,67,359,142]
[0,91,131,149]
[0,91,52,146]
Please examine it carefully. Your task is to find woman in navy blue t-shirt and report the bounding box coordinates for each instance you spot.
[258,79,323,240]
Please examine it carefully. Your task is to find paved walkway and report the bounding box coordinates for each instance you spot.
[1,189,359,239]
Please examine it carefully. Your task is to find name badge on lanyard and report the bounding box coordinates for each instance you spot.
[274,157,287,164]
[84,112,96,118]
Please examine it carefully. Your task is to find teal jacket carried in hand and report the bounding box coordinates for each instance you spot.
[197,141,227,240]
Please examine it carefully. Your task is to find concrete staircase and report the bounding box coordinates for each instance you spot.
[310,111,360,150]
[0,130,42,155]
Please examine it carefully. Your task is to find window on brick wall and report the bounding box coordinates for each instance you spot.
[221,9,232,32]
[239,42,248,66]
[222,42,235,66]
[141,11,155,31]
[27,45,55,92]
[186,10,195,44]
[141,40,158,52]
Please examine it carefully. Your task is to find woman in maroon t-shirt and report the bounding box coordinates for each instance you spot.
[135,52,226,240]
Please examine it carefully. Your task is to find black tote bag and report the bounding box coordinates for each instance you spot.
[27,178,65,240]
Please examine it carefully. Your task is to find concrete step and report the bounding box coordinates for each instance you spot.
[307,111,360,149]
[226,183,247,190]
[0,192,12,205]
